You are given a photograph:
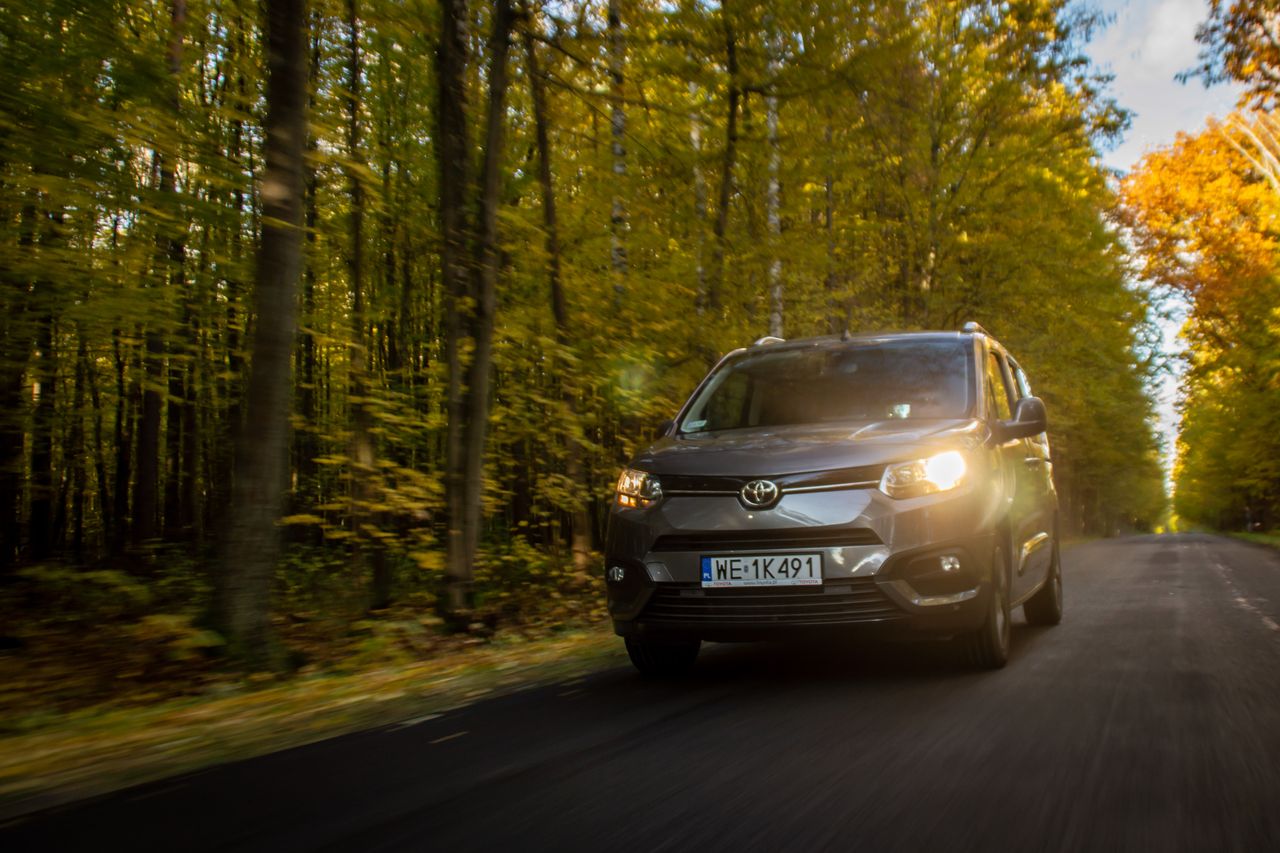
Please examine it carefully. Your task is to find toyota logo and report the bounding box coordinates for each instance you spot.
[740,479,780,508]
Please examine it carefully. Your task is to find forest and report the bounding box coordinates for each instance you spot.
[1,0,1170,670]
[1122,0,1280,535]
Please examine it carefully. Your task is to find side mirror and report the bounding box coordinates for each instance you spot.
[657,419,675,437]
[996,396,1047,442]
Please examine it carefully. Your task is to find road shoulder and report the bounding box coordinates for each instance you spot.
[0,626,623,824]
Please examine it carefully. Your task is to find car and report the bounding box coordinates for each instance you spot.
[604,323,1062,675]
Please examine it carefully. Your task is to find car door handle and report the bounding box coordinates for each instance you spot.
[1023,457,1045,466]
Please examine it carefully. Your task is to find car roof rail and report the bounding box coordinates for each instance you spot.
[753,336,786,346]
[961,321,990,336]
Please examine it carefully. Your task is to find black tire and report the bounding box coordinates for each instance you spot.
[963,545,1010,670]
[625,638,700,677]
[1023,538,1063,626]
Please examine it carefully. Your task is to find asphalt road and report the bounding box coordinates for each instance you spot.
[6,533,1280,852]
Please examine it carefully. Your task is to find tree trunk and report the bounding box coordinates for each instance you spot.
[87,343,112,556]
[29,309,55,561]
[0,203,36,572]
[0,351,22,567]
[296,10,322,504]
[181,331,198,538]
[607,0,627,298]
[690,79,707,313]
[344,0,391,611]
[163,348,184,537]
[71,333,88,561]
[823,120,840,333]
[29,201,65,561]
[437,0,474,622]
[438,0,515,626]
[765,21,782,338]
[0,357,22,567]
[133,330,162,546]
[213,11,250,538]
[160,0,190,541]
[217,0,308,667]
[112,333,135,557]
[709,17,738,315]
[523,19,591,573]
[459,0,515,607]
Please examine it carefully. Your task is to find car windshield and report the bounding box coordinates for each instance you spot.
[679,339,974,434]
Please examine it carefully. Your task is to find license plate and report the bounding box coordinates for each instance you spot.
[700,553,823,588]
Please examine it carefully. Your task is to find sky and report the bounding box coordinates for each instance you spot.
[1087,0,1242,175]
[1081,0,1243,479]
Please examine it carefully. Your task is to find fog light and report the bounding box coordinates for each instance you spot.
[607,565,626,583]
[939,555,961,573]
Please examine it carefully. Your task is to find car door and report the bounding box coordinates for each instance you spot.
[1007,357,1056,591]
[985,347,1047,603]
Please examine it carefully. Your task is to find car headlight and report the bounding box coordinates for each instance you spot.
[616,468,663,508]
[879,451,967,499]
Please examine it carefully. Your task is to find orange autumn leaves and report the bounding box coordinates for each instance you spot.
[1121,114,1280,314]
[1122,112,1280,529]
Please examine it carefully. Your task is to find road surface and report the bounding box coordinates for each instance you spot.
[5,533,1280,851]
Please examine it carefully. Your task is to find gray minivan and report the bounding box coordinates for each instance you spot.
[604,325,1062,674]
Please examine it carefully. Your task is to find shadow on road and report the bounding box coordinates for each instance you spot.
[651,620,1059,689]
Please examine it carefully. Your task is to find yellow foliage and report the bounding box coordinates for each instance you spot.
[1121,116,1280,309]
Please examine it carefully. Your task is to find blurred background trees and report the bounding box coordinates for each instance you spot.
[1,0,1166,661]
[1124,0,1280,533]
[1123,116,1280,532]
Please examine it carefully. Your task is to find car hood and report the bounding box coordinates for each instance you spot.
[633,419,986,477]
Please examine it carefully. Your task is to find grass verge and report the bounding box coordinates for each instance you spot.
[1228,530,1280,549]
[0,624,622,823]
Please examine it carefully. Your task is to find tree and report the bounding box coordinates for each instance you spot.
[522,8,592,572]
[216,0,309,664]
[1122,116,1280,530]
[608,0,628,297]
[0,0,1168,652]
[438,0,516,626]
[1186,0,1280,108]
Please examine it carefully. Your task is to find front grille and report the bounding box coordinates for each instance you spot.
[658,464,887,495]
[641,579,903,625]
[651,527,882,552]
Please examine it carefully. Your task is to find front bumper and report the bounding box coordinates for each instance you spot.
[609,537,995,642]
[605,485,1001,643]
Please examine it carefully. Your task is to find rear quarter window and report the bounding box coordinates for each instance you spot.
[985,351,1013,420]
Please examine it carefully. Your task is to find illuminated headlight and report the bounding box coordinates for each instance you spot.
[616,468,662,509]
[879,451,967,499]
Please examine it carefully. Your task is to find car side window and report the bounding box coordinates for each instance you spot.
[985,351,1012,421]
[1007,357,1032,399]
[1009,359,1049,445]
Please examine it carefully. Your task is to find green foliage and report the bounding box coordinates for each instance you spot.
[474,536,606,627]
[1173,306,1280,529]
[1,0,1165,678]
[129,614,226,662]
[345,617,434,667]
[15,566,154,619]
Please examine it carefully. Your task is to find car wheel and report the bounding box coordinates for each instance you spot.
[1023,538,1063,626]
[964,545,1010,670]
[625,638,700,677]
